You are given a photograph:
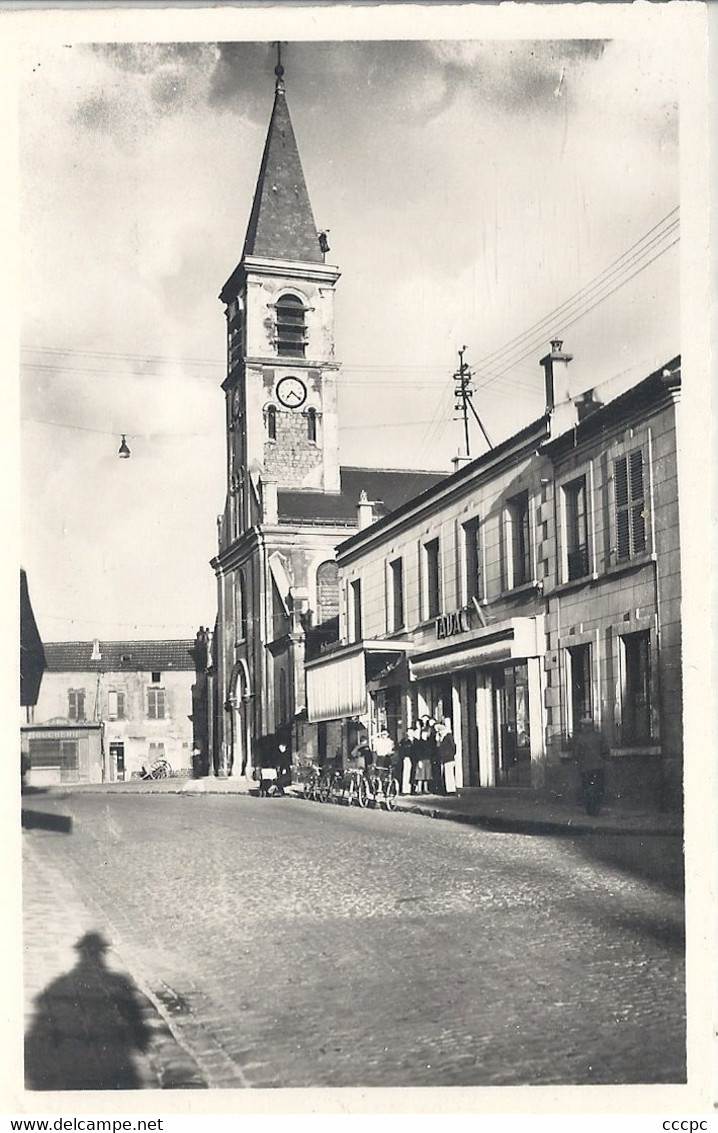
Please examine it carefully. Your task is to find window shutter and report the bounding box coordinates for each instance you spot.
[614,457,628,508]
[117,691,126,720]
[629,450,646,553]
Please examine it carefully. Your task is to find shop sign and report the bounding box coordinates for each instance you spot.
[436,607,471,639]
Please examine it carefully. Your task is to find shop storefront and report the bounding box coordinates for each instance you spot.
[409,616,545,790]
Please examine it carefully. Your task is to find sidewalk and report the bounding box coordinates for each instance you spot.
[61,775,683,837]
[22,832,208,1091]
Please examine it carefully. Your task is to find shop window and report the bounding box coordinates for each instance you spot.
[621,631,651,745]
[390,557,404,631]
[462,516,482,602]
[275,294,306,358]
[564,476,590,580]
[506,492,531,588]
[147,687,166,720]
[568,644,592,735]
[492,663,531,787]
[68,689,86,722]
[265,405,277,441]
[107,690,126,721]
[424,538,441,619]
[349,579,363,642]
[615,450,646,561]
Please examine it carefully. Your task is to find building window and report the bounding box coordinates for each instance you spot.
[564,477,590,581]
[148,741,165,764]
[307,406,318,443]
[147,687,166,720]
[107,690,126,720]
[68,689,86,722]
[506,492,531,588]
[568,644,592,735]
[265,405,277,441]
[226,300,244,371]
[390,557,404,631]
[277,669,288,726]
[462,516,482,602]
[275,294,306,358]
[237,571,247,641]
[615,450,646,561]
[151,671,161,684]
[349,579,363,642]
[424,538,441,619]
[316,560,339,625]
[621,631,651,745]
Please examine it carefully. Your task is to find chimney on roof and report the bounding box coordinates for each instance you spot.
[452,453,472,473]
[91,638,101,661]
[356,490,374,531]
[540,339,577,438]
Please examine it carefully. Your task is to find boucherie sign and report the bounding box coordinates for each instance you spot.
[436,607,471,639]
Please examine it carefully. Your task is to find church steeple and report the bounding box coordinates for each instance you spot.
[242,59,323,264]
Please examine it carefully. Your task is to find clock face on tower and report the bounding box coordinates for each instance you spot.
[276,376,307,409]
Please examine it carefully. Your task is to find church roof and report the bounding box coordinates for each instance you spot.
[242,77,323,264]
[277,465,447,525]
[43,640,197,673]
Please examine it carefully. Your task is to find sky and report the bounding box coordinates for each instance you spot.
[19,34,682,643]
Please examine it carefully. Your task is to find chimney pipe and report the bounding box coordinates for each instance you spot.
[540,339,573,412]
[356,490,374,531]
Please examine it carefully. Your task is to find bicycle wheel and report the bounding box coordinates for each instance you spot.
[356,776,369,808]
[385,777,399,810]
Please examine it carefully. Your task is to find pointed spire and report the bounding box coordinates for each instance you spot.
[242,55,323,264]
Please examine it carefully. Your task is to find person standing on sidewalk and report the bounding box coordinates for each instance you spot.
[396,725,415,794]
[574,717,610,807]
[436,718,457,795]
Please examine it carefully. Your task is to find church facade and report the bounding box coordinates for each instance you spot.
[210,66,442,777]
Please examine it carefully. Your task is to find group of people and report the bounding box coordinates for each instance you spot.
[342,717,457,796]
[396,716,457,796]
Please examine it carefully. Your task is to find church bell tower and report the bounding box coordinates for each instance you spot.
[219,58,341,543]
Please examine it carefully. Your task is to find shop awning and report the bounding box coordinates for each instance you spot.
[409,616,544,681]
[306,640,411,723]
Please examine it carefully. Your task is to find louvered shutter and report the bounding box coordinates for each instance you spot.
[629,450,646,553]
[614,457,630,560]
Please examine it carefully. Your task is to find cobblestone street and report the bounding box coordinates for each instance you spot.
[23,790,685,1090]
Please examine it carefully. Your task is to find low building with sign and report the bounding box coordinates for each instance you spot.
[306,350,683,810]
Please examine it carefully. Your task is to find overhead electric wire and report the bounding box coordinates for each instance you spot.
[469,207,679,375]
[473,236,679,392]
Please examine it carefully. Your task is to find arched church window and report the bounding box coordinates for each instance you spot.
[265,404,277,441]
[307,406,318,444]
[275,294,306,358]
[316,560,339,625]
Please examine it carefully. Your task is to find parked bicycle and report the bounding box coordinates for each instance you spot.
[300,764,323,802]
[367,766,400,810]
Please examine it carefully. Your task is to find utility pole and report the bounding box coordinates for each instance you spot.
[454,347,494,457]
[454,346,472,458]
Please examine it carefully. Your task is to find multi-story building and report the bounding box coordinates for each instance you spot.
[306,349,682,811]
[26,639,202,784]
[210,65,442,777]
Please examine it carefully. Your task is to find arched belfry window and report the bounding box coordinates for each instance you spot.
[265,404,277,441]
[307,406,318,443]
[276,294,306,358]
